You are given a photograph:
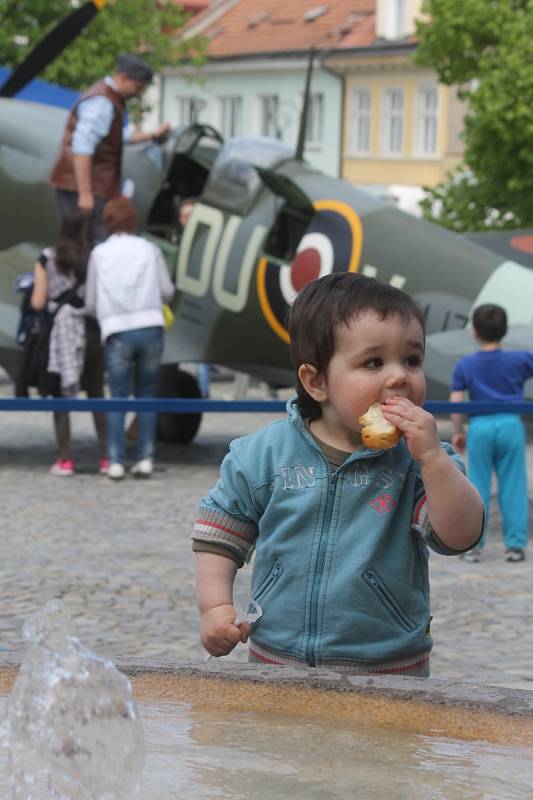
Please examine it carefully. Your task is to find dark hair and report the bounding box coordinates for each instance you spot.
[55,208,92,283]
[472,303,507,342]
[287,272,426,419]
[102,196,138,235]
[116,53,153,83]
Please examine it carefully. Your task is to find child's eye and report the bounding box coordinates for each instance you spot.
[363,357,383,369]
[405,354,423,368]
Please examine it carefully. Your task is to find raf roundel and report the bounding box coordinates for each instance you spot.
[257,199,363,343]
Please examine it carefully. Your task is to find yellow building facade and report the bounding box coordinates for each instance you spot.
[333,52,465,191]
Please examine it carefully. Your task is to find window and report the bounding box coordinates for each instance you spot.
[176,96,206,125]
[305,93,324,146]
[416,87,438,156]
[349,89,371,154]
[389,0,406,38]
[382,88,404,155]
[218,96,242,138]
[259,95,279,137]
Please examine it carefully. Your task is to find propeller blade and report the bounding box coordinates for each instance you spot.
[0,1,107,99]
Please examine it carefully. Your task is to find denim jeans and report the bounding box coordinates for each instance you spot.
[105,326,163,465]
[196,363,211,397]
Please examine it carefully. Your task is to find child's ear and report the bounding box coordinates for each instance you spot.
[298,363,327,402]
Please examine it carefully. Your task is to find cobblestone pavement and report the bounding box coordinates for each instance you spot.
[1,375,532,691]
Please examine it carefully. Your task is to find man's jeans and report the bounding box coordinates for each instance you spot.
[105,326,163,465]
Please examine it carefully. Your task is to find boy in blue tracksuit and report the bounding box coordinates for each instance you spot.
[450,303,533,563]
[192,273,483,676]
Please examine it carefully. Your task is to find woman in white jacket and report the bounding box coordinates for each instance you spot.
[85,197,174,480]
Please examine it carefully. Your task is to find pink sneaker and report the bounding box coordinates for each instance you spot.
[50,459,74,476]
[99,458,110,475]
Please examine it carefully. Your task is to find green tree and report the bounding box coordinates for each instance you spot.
[0,0,208,90]
[414,0,533,231]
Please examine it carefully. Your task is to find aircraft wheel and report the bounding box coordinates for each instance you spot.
[156,365,202,444]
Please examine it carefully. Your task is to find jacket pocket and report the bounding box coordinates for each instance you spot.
[253,559,283,605]
[363,569,416,632]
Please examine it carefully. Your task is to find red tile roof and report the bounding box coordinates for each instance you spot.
[190,0,377,58]
[181,0,211,13]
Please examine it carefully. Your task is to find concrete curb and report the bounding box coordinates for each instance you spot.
[2,655,532,746]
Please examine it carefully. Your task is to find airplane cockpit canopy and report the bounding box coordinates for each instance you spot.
[201,136,293,216]
[144,124,223,240]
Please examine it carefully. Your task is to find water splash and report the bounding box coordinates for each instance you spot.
[2,600,144,799]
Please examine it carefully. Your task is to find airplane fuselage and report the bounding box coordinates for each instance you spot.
[2,99,533,398]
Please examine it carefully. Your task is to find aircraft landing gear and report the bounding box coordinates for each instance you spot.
[156,365,202,444]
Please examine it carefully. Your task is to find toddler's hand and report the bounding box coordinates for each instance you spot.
[382,397,440,464]
[201,603,248,657]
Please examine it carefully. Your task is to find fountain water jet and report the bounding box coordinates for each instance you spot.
[2,601,144,800]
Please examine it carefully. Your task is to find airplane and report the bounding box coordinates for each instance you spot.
[1,0,533,445]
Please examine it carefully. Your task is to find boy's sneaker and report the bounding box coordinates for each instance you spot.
[50,459,74,476]
[131,458,153,478]
[462,547,482,563]
[99,458,110,475]
[108,463,125,481]
[505,548,525,563]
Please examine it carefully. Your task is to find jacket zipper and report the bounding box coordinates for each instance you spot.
[253,559,282,604]
[363,569,416,632]
[306,471,337,666]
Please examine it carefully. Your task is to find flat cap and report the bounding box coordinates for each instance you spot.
[116,53,153,83]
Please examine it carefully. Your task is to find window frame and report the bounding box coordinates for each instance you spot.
[175,96,206,126]
[304,92,324,148]
[380,87,404,157]
[258,93,280,138]
[415,85,439,157]
[389,0,406,38]
[217,95,243,138]
[348,87,371,156]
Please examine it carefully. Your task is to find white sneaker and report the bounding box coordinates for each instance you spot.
[131,458,153,478]
[108,463,125,481]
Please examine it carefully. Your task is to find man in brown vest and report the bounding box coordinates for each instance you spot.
[49,53,170,244]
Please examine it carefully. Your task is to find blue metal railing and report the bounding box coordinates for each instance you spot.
[0,399,533,414]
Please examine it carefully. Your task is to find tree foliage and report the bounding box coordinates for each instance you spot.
[414,0,533,231]
[0,1,208,90]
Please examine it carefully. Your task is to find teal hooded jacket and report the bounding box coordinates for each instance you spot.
[193,399,473,670]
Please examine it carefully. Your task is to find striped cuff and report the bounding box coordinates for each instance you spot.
[412,494,481,555]
[249,640,430,677]
[192,508,258,564]
[191,540,243,567]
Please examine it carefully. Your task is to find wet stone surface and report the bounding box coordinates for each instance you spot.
[1,376,532,691]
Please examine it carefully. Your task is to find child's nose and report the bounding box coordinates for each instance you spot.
[384,364,408,387]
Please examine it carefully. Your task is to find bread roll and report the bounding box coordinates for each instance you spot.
[358,402,401,450]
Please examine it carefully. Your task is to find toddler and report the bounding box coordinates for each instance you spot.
[192,273,483,676]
